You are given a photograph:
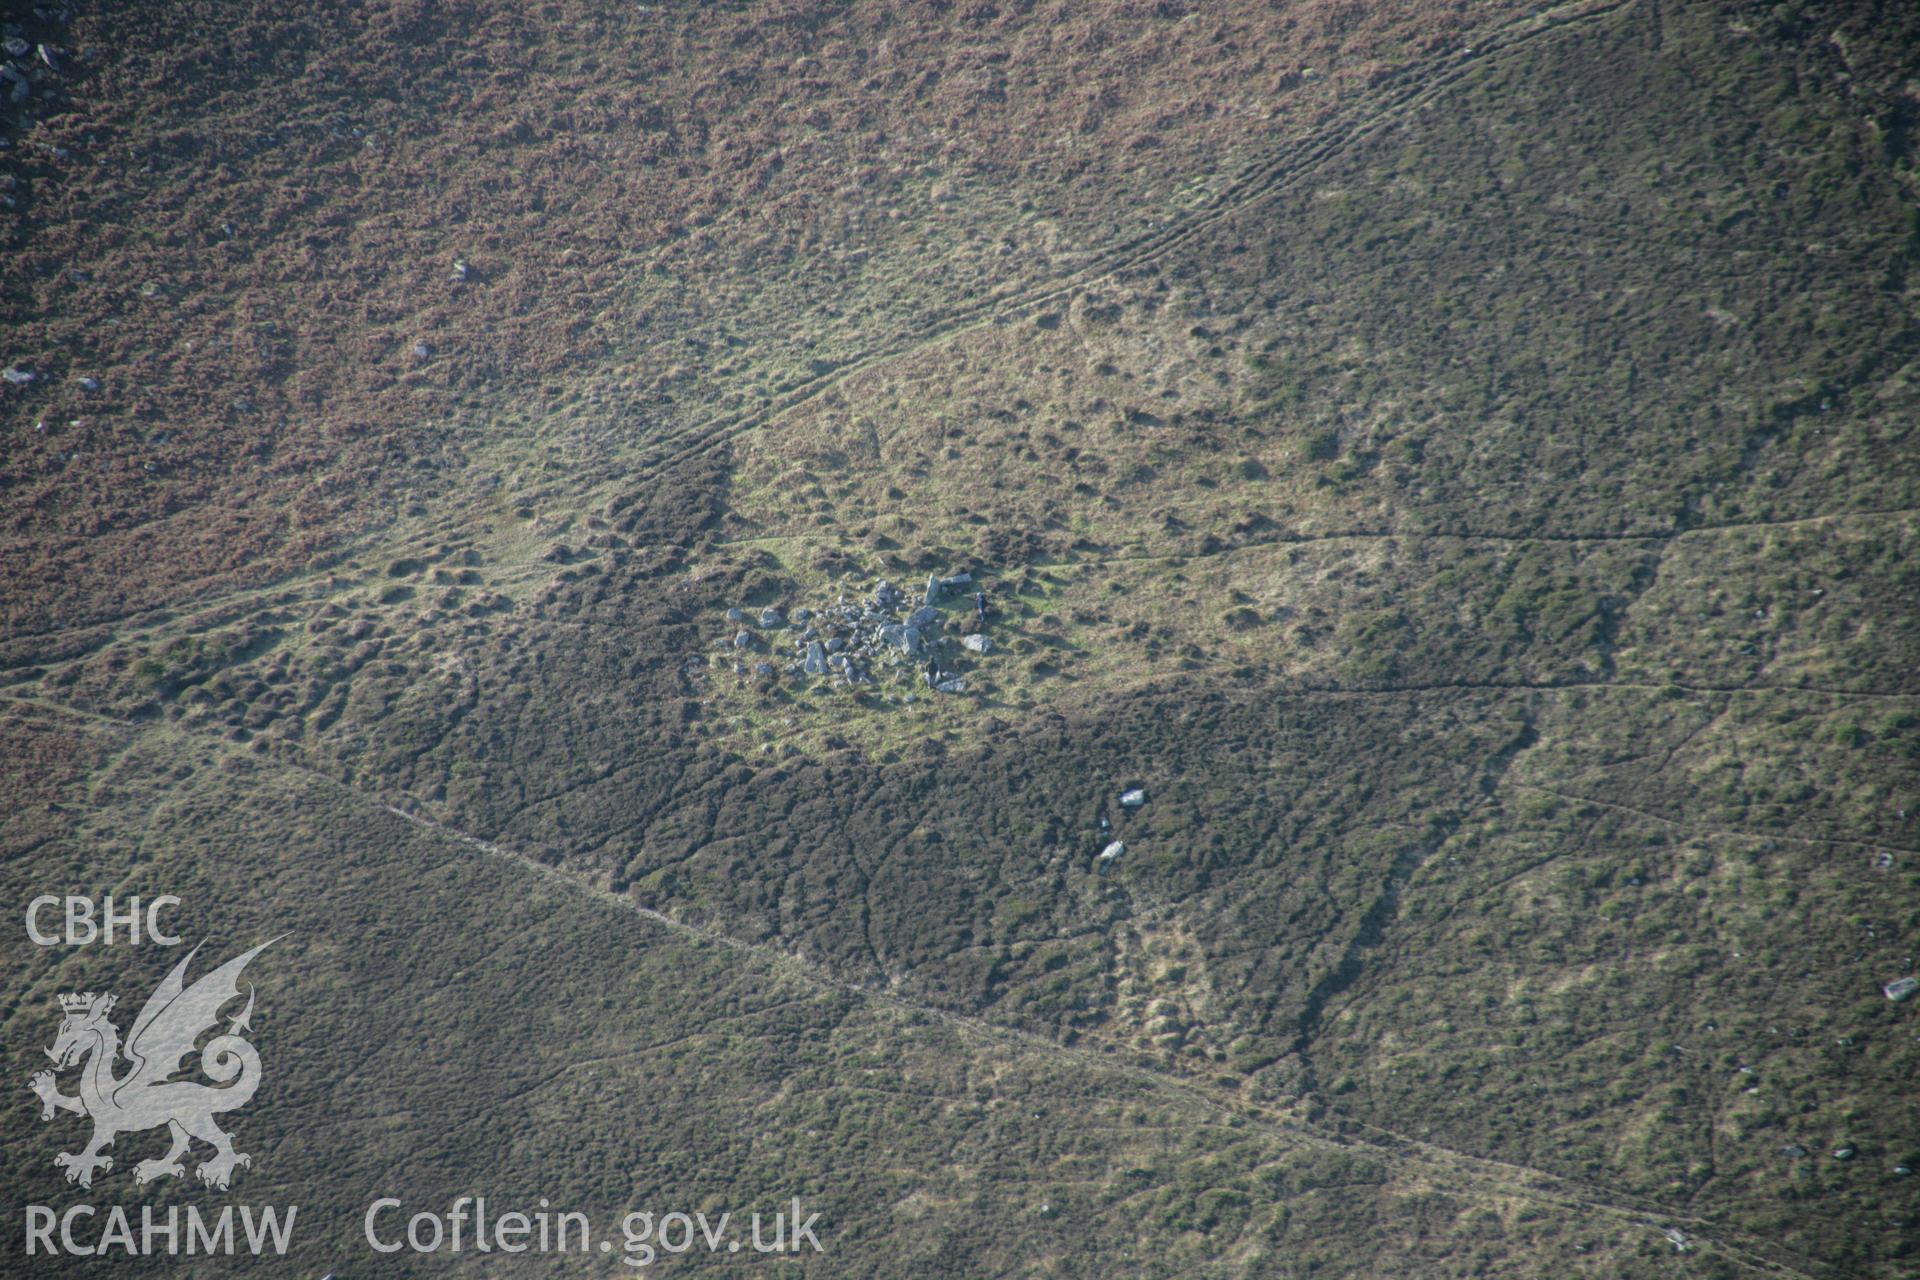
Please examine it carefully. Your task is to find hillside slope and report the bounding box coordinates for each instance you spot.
[4,0,1917,1276]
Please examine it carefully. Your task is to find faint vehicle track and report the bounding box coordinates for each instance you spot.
[1,0,1635,659]
[601,0,1642,502]
[0,691,1840,1278]
[361,763,1828,1280]
[0,2,1893,1269]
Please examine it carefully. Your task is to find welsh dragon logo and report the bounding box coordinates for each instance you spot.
[30,940,276,1190]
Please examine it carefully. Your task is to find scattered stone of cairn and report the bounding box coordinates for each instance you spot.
[713,572,985,694]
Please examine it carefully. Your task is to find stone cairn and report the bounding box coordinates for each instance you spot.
[717,573,987,695]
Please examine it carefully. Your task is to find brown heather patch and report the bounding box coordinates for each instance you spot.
[1,0,1532,635]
